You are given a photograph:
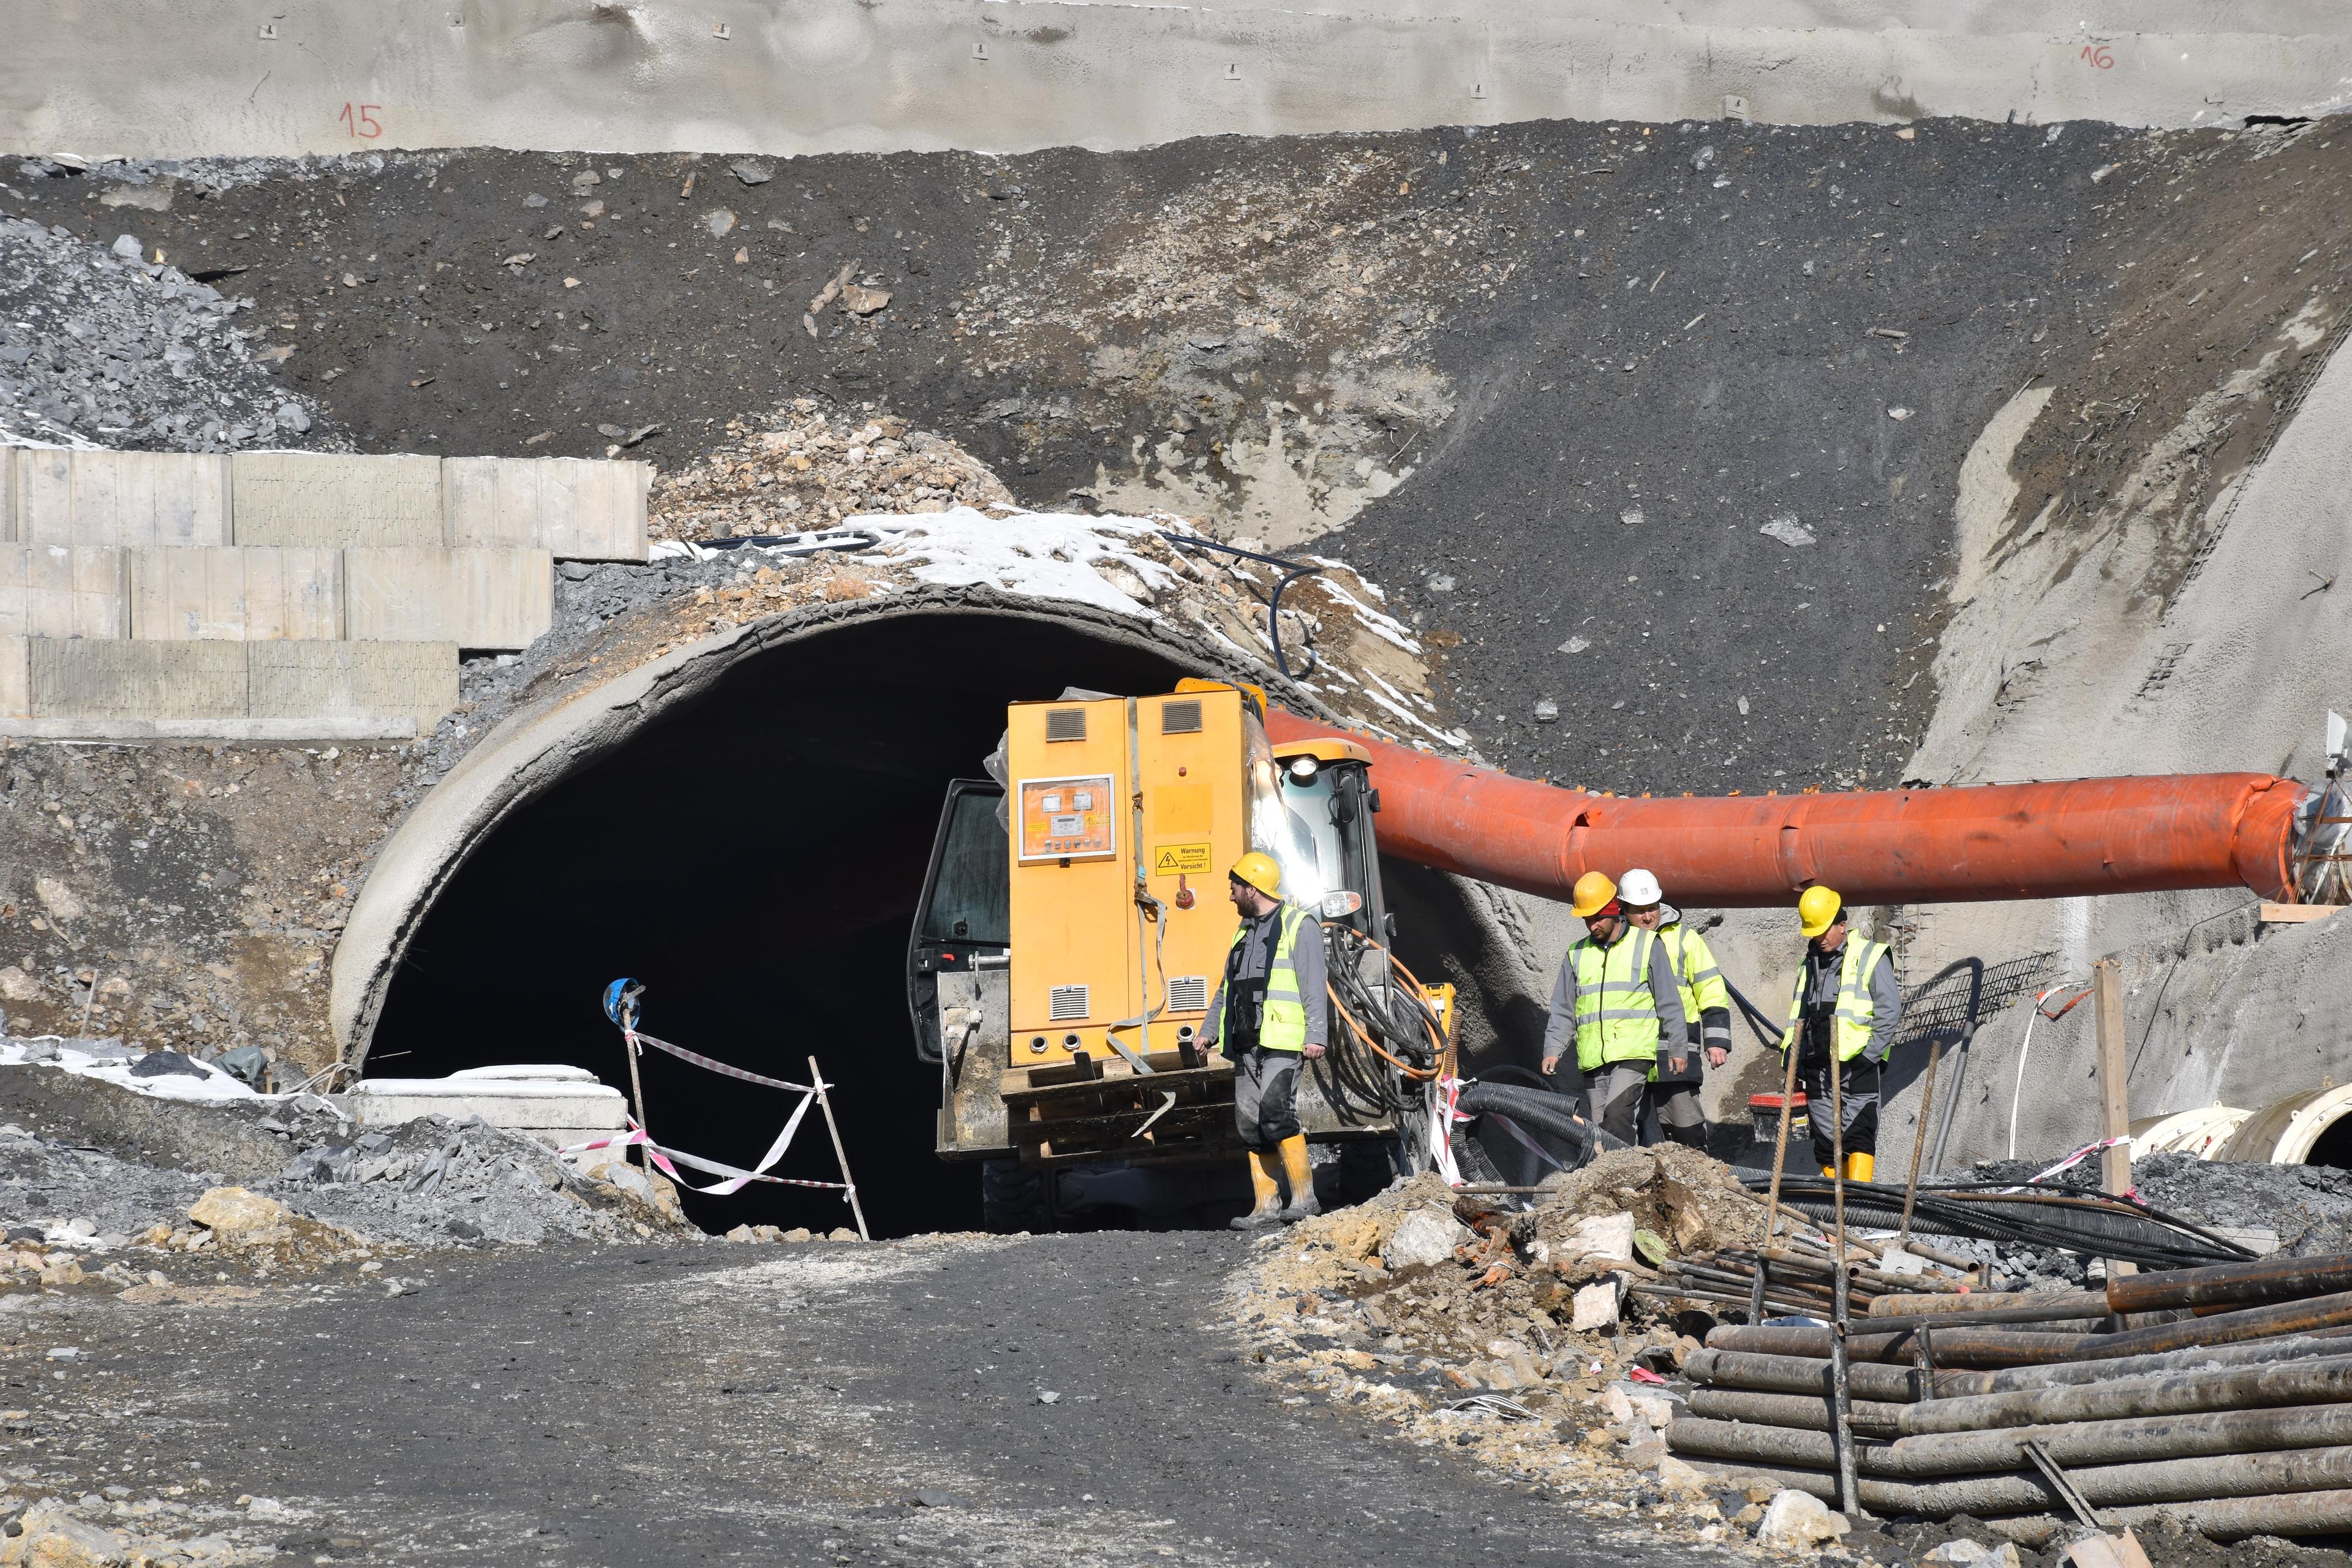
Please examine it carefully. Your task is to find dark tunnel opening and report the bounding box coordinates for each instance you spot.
[366,608,1523,1237]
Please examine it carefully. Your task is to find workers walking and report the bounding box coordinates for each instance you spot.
[1621,869,1732,1151]
[1780,885,1901,1180]
[1541,871,1689,1145]
[1202,851,1329,1229]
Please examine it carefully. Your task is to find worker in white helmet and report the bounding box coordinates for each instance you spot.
[1619,868,1732,1151]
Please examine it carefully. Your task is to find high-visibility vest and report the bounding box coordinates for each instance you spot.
[1660,925,1731,1041]
[1221,903,1311,1054]
[1571,927,1665,1074]
[1779,938,1891,1062]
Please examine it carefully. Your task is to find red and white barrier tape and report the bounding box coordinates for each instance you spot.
[559,1090,848,1198]
[624,1028,814,1094]
[2027,1133,2135,1196]
[1431,1076,1469,1187]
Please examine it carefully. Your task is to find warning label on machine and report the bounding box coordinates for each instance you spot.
[1152,842,1212,875]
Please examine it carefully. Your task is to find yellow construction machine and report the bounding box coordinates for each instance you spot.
[907,679,1457,1230]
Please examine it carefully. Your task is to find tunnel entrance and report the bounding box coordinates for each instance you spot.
[360,599,1531,1238]
[369,609,1205,1238]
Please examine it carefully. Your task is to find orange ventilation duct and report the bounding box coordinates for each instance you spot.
[1265,709,2304,908]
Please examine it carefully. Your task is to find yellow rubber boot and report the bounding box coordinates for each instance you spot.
[1278,1134,1321,1223]
[1230,1152,1284,1230]
[1845,1152,1875,1183]
[1820,1165,1838,1178]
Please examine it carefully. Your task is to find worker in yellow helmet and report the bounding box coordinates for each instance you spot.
[1201,851,1328,1229]
[1540,870,1688,1145]
[1781,886,1901,1182]
[1620,868,1732,1152]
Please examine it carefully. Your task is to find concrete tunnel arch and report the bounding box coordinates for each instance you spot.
[330,586,1537,1234]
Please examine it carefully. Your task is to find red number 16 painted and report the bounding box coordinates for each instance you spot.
[2079,44,2114,69]
[338,103,384,138]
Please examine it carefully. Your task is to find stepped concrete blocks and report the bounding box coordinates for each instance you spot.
[230,452,444,548]
[445,456,650,560]
[129,546,342,641]
[0,546,127,639]
[248,641,458,731]
[28,638,247,720]
[7,450,232,548]
[0,638,25,720]
[344,547,552,649]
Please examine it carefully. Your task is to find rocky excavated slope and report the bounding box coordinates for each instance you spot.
[11,120,2345,793]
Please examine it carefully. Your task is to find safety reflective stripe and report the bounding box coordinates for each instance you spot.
[1229,903,1311,1053]
[1778,938,1890,1061]
[1573,927,1663,1072]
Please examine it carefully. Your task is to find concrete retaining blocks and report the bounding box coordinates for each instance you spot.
[230,452,445,548]
[6,447,648,560]
[6,638,454,733]
[445,456,649,560]
[28,638,247,720]
[247,641,458,731]
[128,546,342,641]
[4,449,232,548]
[0,546,127,639]
[2,545,548,647]
[343,547,552,649]
[0,636,24,720]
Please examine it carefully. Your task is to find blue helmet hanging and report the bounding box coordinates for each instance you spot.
[602,978,645,1028]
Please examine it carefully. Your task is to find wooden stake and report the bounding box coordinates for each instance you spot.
[1750,1040,1804,1322]
[2092,960,2135,1279]
[810,1055,870,1242]
[1899,1035,1943,1246]
[1828,1054,1860,1517]
[622,1030,650,1168]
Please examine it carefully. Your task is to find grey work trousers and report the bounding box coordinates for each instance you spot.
[1585,1063,1649,1145]
[1653,1084,1705,1129]
[1232,1047,1302,1151]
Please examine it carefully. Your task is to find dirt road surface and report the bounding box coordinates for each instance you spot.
[4,1232,1660,1566]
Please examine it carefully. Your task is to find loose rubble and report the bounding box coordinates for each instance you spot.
[649,400,1016,538]
[0,214,334,450]
[1234,1148,1820,1560]
[0,1051,696,1262]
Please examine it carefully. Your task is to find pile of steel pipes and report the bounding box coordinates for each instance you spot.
[1741,1175,2253,1271]
[1634,1237,1981,1321]
[1665,1252,2352,1542]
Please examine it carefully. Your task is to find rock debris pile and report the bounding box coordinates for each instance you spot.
[0,1056,692,1264]
[0,214,333,450]
[649,400,1016,539]
[1235,1148,1795,1555]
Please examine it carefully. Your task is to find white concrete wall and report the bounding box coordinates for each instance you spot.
[3,448,649,561]
[4,1,2350,163]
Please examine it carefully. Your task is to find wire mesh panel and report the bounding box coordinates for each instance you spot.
[1894,950,2058,1054]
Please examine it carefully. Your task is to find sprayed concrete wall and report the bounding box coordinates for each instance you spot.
[6,1,2352,162]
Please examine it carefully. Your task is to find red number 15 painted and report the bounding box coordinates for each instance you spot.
[338,103,384,138]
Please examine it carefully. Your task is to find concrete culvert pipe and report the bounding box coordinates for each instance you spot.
[2132,1104,2253,1160]
[2218,1086,2352,1166]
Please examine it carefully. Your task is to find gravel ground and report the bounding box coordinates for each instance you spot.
[0,1231,1702,1567]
